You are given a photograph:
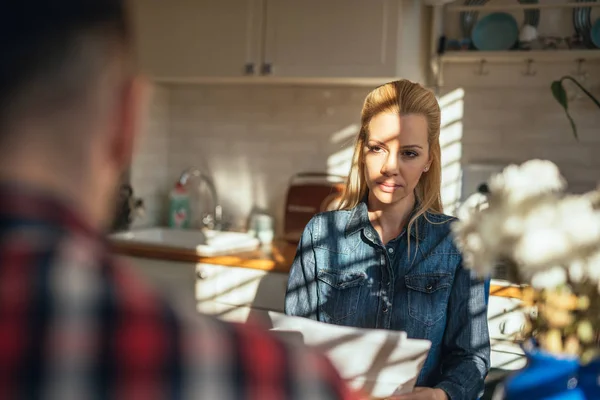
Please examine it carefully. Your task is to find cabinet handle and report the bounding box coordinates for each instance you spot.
[499,321,507,335]
[196,269,207,279]
[244,63,255,75]
[261,63,272,75]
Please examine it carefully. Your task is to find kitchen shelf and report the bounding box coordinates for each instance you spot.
[439,49,600,63]
[429,49,600,87]
[446,1,600,12]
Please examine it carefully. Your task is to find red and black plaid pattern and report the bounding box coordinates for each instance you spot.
[0,184,361,400]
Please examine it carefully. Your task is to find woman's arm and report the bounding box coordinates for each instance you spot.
[284,218,319,320]
[434,261,491,400]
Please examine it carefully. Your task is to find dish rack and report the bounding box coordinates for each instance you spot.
[428,0,600,87]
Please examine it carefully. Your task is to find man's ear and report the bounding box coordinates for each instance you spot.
[112,75,152,168]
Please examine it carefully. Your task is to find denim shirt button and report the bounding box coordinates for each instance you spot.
[426,284,433,291]
[382,305,388,313]
[387,247,394,254]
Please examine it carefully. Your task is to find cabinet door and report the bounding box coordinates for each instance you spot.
[262,0,402,78]
[130,0,262,79]
[195,263,288,313]
[126,257,198,315]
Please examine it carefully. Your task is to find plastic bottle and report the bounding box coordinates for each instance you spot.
[168,182,192,229]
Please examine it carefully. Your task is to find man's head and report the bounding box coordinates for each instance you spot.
[0,1,149,228]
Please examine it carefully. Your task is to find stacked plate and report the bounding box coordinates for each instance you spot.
[460,0,540,37]
[460,0,600,50]
[460,0,540,50]
[573,0,600,48]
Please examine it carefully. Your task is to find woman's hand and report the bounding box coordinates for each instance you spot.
[389,387,448,400]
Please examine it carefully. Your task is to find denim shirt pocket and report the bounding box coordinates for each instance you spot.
[405,273,453,326]
[317,269,367,324]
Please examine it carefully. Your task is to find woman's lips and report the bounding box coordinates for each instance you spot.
[377,182,402,193]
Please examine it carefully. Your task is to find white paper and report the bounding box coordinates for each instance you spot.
[247,310,432,399]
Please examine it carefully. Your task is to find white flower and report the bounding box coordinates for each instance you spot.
[530,266,567,290]
[586,251,600,282]
[451,159,600,291]
[557,196,600,249]
[489,159,566,205]
[502,215,524,237]
[569,260,586,283]
[513,228,570,269]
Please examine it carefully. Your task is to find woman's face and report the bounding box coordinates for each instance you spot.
[364,112,431,207]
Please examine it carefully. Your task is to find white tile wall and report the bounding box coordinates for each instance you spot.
[130,85,170,228]
[133,84,369,232]
[131,67,599,233]
[167,85,370,232]
[442,62,600,198]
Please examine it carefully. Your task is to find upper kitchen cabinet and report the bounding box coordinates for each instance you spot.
[130,0,262,78]
[262,0,416,79]
[131,0,427,82]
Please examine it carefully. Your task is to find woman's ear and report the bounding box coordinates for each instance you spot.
[424,154,433,172]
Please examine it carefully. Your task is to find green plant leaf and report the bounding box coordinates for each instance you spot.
[551,80,578,140]
[551,80,568,110]
[565,110,578,140]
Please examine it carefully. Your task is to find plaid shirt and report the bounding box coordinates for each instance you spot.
[0,184,362,400]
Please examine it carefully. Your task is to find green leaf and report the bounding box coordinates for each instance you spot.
[551,80,568,110]
[565,110,578,140]
[551,80,578,140]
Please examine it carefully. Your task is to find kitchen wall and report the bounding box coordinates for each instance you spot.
[437,0,600,201]
[133,84,371,231]
[130,67,599,233]
[130,85,170,228]
[441,61,600,196]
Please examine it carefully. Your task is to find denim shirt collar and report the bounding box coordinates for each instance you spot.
[345,196,426,240]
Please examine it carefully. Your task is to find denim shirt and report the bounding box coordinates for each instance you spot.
[284,201,490,400]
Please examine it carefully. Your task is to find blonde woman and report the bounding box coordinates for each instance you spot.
[284,80,490,400]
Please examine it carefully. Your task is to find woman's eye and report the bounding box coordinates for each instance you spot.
[402,151,418,158]
[368,145,384,153]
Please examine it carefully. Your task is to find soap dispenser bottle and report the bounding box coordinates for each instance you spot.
[169,182,192,229]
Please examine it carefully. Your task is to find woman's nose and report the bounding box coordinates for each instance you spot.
[381,153,399,176]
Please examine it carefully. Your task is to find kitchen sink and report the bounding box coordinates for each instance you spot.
[109,227,260,256]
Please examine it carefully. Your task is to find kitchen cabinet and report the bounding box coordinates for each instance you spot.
[487,294,527,371]
[125,256,199,314]
[130,0,427,82]
[124,256,289,315]
[130,0,262,78]
[195,262,288,312]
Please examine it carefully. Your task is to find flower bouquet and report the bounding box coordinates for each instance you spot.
[451,159,600,399]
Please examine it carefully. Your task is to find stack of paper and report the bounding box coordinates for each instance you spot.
[245,310,432,399]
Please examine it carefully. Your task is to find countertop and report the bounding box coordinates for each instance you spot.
[110,239,298,274]
[110,239,523,299]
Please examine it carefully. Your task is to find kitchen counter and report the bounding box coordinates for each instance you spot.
[110,239,298,274]
[110,239,523,299]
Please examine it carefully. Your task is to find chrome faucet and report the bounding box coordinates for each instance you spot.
[178,167,223,231]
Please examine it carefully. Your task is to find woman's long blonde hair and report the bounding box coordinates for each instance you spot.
[338,79,443,239]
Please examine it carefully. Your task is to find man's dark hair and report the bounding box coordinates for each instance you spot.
[0,1,132,137]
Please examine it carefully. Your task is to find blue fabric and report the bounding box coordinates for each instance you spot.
[504,343,584,399]
[285,200,490,400]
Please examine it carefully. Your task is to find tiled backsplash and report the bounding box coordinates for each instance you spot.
[442,62,600,196]
[130,85,170,228]
[131,68,600,233]
[133,84,371,232]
